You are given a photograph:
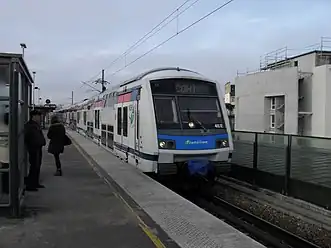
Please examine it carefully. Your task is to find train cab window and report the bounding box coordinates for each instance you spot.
[178,97,224,128]
[117,108,122,135]
[153,97,179,128]
[123,106,128,137]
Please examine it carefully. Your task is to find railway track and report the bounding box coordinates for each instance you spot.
[193,194,320,248]
[158,175,324,247]
[167,179,320,248]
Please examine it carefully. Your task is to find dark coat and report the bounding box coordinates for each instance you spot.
[24,120,46,153]
[47,123,66,155]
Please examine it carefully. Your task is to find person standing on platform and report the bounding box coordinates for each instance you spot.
[24,110,46,191]
[47,115,70,176]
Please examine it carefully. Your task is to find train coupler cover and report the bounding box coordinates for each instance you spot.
[187,159,211,176]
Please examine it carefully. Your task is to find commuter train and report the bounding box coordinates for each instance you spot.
[56,67,233,180]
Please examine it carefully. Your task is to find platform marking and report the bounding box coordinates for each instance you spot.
[72,140,166,248]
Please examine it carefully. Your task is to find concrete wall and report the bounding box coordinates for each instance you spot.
[325,65,331,137]
[296,53,316,73]
[311,65,327,137]
[235,67,299,134]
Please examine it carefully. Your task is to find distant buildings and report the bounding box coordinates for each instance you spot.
[234,37,331,137]
[224,82,235,130]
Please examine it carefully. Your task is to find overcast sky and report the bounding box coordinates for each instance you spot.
[1,0,330,104]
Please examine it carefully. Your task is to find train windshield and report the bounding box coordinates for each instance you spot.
[153,97,179,127]
[151,78,225,130]
[178,97,223,129]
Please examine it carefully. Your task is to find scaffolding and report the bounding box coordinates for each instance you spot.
[237,36,331,76]
[260,47,290,71]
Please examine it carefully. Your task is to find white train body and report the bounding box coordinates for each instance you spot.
[57,68,233,177]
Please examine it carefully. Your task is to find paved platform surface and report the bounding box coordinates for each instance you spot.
[0,143,163,248]
[67,130,265,248]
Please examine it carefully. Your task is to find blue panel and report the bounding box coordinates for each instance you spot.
[187,159,211,176]
[157,134,228,150]
[130,89,138,101]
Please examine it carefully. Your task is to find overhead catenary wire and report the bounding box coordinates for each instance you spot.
[80,0,194,86]
[102,0,198,70]
[107,0,235,78]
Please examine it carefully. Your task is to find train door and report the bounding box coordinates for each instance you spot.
[134,97,140,167]
[116,103,124,156]
[115,91,127,159]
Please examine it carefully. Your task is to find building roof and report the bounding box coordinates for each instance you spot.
[263,50,331,70]
[0,52,34,84]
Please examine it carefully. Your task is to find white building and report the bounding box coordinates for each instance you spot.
[235,40,331,137]
[224,82,235,105]
[224,82,235,130]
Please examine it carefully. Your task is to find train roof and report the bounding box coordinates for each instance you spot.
[57,67,208,111]
[119,67,200,87]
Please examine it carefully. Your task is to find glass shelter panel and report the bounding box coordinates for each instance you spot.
[17,72,26,198]
[0,57,34,215]
[0,64,10,206]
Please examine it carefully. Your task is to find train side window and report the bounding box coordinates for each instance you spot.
[117,107,122,135]
[136,109,139,138]
[83,111,87,125]
[94,110,100,129]
[123,106,128,137]
[107,125,114,133]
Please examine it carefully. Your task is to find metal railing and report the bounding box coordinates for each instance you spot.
[230,131,331,209]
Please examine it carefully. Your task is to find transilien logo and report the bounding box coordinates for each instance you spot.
[185,140,208,145]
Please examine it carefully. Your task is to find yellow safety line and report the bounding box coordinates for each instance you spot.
[72,139,166,248]
[139,223,167,248]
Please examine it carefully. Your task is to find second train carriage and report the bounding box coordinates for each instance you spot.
[57,67,233,178]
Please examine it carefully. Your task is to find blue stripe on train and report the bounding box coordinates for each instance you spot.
[157,134,228,150]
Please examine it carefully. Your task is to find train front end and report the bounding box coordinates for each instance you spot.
[151,75,233,180]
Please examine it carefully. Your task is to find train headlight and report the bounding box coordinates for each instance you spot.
[216,139,229,148]
[158,140,175,149]
[188,121,195,128]
[159,141,166,148]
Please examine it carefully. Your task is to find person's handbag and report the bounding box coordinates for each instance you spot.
[64,134,72,146]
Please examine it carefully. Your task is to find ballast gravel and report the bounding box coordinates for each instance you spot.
[215,185,331,248]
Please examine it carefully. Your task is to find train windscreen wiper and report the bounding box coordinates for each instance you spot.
[186,108,207,132]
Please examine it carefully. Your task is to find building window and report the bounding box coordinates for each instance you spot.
[77,112,80,124]
[270,97,276,110]
[270,114,275,128]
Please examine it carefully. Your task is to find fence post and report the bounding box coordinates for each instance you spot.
[284,135,292,195]
[252,133,258,186]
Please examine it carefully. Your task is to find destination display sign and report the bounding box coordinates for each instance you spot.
[150,78,217,96]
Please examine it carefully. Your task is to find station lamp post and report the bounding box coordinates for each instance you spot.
[32,71,36,109]
[20,43,27,58]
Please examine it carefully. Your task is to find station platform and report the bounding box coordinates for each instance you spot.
[64,130,265,248]
[0,130,266,248]
[0,141,175,248]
